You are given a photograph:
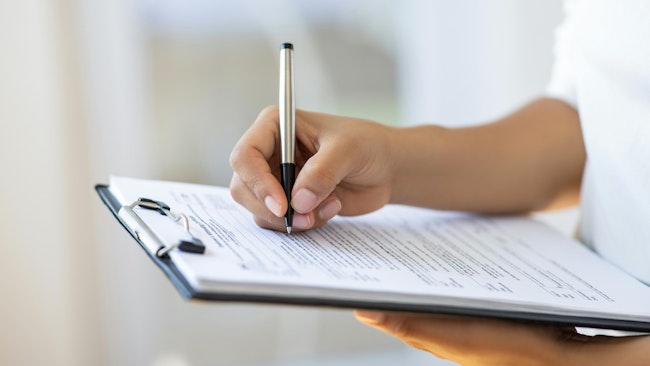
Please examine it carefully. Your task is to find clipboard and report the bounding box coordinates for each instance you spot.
[96,182,650,332]
[96,184,196,299]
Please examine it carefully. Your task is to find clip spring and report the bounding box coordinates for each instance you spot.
[128,197,206,256]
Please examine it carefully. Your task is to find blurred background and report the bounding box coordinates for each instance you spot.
[0,0,565,365]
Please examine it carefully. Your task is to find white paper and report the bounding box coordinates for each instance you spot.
[109,176,650,321]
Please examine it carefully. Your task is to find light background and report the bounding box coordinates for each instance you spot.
[0,1,566,365]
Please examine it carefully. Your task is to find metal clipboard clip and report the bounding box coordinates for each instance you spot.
[118,197,206,257]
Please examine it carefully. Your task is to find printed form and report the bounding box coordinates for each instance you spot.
[109,176,650,321]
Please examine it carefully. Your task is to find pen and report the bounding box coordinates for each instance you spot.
[279,43,295,234]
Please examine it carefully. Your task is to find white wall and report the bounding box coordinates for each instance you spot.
[0,1,97,365]
[0,1,565,366]
[398,0,563,126]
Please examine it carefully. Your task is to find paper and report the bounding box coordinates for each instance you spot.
[108,176,650,321]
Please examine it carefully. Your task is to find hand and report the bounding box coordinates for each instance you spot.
[354,311,650,366]
[230,106,396,232]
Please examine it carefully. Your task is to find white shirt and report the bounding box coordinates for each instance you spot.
[547,0,650,283]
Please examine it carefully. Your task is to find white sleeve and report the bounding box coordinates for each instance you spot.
[546,0,579,108]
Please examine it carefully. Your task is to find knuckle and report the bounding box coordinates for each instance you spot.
[230,144,259,172]
[229,176,245,204]
[229,144,243,169]
[230,164,269,202]
[259,104,279,119]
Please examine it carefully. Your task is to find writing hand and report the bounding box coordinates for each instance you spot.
[230,106,396,232]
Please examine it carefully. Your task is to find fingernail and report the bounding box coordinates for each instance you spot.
[264,196,283,217]
[292,214,311,230]
[292,188,318,213]
[319,198,341,221]
[354,310,385,324]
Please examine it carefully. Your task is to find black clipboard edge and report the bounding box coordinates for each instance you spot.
[95,184,650,332]
[96,184,194,299]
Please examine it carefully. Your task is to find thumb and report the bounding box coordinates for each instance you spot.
[291,140,355,214]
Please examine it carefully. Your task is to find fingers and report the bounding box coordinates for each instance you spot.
[291,114,393,217]
[231,106,382,231]
[354,310,452,341]
[291,135,355,215]
[230,106,288,216]
[231,172,340,232]
[232,107,347,218]
[316,195,342,223]
[354,311,562,364]
[354,311,465,360]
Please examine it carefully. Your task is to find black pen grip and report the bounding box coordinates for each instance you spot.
[280,163,296,229]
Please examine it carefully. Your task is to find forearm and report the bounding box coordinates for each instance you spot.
[389,98,585,213]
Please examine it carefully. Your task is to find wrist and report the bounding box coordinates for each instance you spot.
[387,124,451,206]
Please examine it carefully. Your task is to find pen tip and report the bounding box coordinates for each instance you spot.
[287,227,292,235]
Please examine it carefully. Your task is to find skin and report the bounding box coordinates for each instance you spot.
[353,311,650,366]
[229,98,650,365]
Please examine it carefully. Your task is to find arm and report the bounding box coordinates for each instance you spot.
[230,97,584,231]
[389,97,584,213]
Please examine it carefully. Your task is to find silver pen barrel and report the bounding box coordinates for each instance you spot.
[279,43,295,164]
